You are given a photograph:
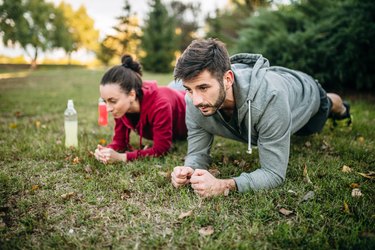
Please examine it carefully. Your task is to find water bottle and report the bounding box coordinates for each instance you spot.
[64,99,78,148]
[98,97,108,126]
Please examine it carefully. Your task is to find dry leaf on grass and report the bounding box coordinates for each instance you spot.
[305,141,311,148]
[158,171,172,179]
[120,190,132,200]
[351,188,363,197]
[72,157,80,164]
[303,164,313,184]
[31,185,40,191]
[61,192,76,200]
[279,208,294,216]
[199,226,214,236]
[98,138,107,145]
[343,201,350,214]
[358,171,375,180]
[342,165,352,173]
[301,191,315,202]
[84,165,93,174]
[178,210,192,219]
[357,136,365,144]
[287,190,297,196]
[350,183,360,188]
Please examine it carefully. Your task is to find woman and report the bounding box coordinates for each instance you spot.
[94,55,187,163]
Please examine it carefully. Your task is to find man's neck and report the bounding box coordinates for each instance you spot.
[220,85,235,120]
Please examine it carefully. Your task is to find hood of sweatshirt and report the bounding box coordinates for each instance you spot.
[230,53,270,154]
[121,80,158,148]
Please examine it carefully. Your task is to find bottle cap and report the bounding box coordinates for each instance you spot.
[67,99,74,108]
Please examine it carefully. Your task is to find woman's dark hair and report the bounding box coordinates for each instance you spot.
[101,54,143,100]
[174,38,231,83]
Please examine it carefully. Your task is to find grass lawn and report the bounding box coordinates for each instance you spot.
[0,68,374,249]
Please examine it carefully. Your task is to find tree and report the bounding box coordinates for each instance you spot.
[0,0,73,68]
[58,2,99,63]
[205,0,272,52]
[236,0,375,91]
[96,0,142,65]
[141,0,176,73]
[168,1,200,52]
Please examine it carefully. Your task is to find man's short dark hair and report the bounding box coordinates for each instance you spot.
[174,38,231,82]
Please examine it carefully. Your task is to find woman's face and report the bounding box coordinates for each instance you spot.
[100,84,137,118]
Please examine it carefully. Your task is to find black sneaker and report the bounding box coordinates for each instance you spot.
[329,101,352,127]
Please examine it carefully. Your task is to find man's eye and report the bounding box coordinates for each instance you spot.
[199,86,208,91]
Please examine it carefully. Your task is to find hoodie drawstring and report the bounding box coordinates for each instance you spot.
[247,100,252,154]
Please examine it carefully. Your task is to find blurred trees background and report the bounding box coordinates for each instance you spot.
[0,0,374,90]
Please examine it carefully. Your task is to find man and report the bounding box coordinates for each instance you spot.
[171,38,351,197]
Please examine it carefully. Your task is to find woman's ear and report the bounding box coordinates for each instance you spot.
[128,89,137,101]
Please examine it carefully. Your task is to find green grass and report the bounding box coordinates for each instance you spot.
[0,68,374,249]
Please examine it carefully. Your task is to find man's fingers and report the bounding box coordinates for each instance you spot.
[192,169,207,176]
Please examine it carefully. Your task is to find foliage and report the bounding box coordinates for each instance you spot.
[205,0,271,52]
[0,0,73,68]
[236,0,375,91]
[0,68,374,248]
[141,0,176,73]
[57,3,99,56]
[168,1,201,52]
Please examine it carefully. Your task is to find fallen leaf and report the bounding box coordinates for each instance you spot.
[343,201,350,214]
[120,190,132,200]
[279,208,294,216]
[301,191,315,202]
[208,168,220,177]
[178,210,192,219]
[61,192,76,200]
[351,188,363,197]
[321,140,330,150]
[357,136,365,144]
[222,156,229,165]
[303,164,313,184]
[72,157,80,164]
[158,170,172,179]
[350,183,360,188]
[98,138,107,145]
[35,120,41,128]
[84,165,93,174]
[9,123,17,129]
[305,141,311,148]
[154,165,162,169]
[287,190,297,196]
[199,226,214,236]
[31,185,40,191]
[342,165,352,173]
[358,171,375,180]
[14,111,22,117]
[56,140,62,145]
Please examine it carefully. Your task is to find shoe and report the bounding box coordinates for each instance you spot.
[329,101,352,127]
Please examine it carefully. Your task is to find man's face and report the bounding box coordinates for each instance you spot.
[183,70,226,117]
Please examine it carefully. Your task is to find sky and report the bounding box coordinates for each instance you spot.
[1,0,229,61]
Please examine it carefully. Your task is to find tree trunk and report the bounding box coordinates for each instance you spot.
[30,48,38,69]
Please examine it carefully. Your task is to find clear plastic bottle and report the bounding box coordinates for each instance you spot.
[98,97,108,126]
[64,99,78,148]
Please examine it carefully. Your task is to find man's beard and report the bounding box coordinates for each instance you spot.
[196,81,226,117]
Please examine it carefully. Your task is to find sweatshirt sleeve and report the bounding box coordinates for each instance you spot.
[125,101,174,161]
[106,118,130,152]
[183,99,213,169]
[233,91,291,192]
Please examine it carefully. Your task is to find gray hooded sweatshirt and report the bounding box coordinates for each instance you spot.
[184,53,321,193]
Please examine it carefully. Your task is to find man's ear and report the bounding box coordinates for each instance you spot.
[224,70,234,89]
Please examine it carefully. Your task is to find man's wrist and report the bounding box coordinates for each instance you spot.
[222,179,237,196]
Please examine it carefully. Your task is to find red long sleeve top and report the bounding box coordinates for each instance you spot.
[106,80,187,161]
